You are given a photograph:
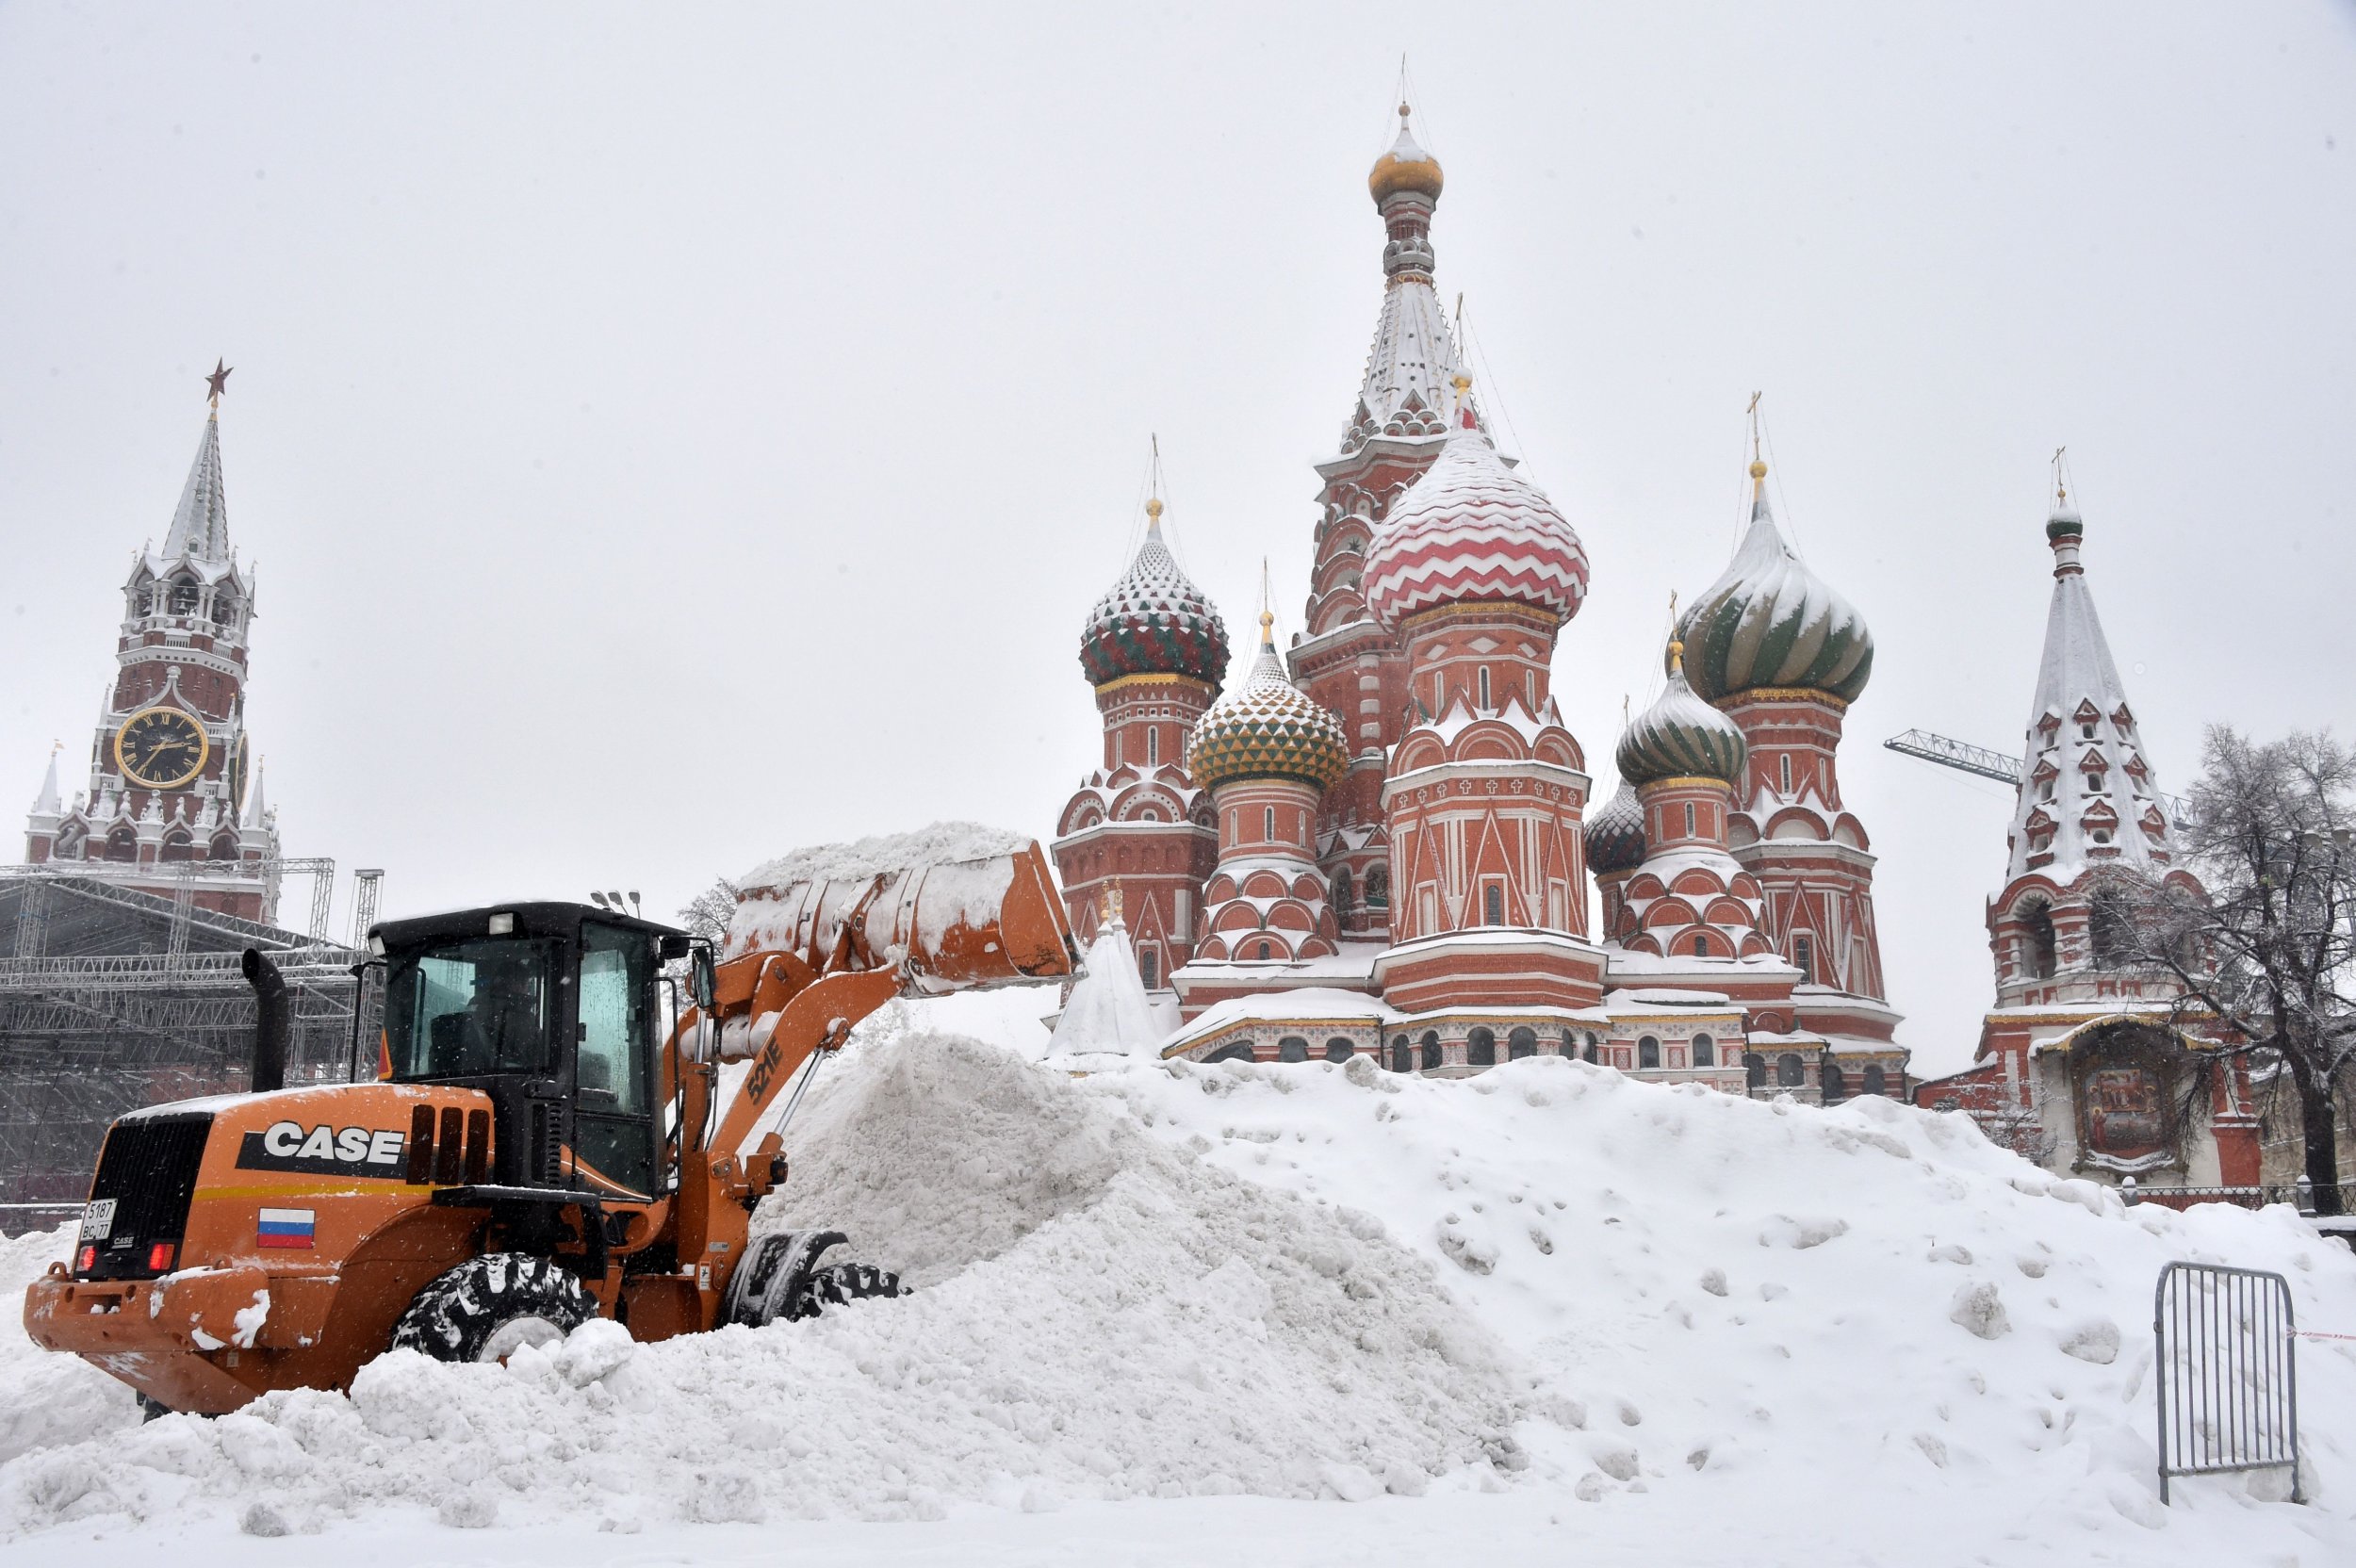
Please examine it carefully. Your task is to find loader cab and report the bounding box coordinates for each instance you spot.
[370,903,695,1201]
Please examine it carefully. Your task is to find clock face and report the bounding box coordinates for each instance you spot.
[114,707,210,790]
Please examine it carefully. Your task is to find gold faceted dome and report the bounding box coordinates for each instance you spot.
[1368,105,1444,204]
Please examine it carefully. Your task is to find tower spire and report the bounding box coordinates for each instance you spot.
[2004,482,2172,887]
[1747,391,1768,498]
[162,405,233,563]
[30,743,61,817]
[1344,90,1465,453]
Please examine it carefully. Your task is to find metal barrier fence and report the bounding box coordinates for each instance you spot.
[2119,1178,2346,1214]
[2153,1262,2302,1504]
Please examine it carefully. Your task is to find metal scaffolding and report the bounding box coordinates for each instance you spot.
[0,870,377,1209]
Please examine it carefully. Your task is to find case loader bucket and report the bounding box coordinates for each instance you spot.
[726,830,1077,995]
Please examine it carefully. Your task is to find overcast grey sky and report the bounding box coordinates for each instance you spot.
[3,3,2351,1073]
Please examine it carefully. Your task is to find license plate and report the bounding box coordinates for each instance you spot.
[79,1199,117,1242]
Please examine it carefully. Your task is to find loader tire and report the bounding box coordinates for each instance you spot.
[789,1261,904,1321]
[388,1253,596,1364]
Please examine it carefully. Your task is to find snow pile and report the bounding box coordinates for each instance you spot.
[5,1028,2355,1560]
[1081,1054,2356,1542]
[1047,920,1164,1058]
[737,821,1030,893]
[0,1229,139,1466]
[0,1028,1518,1537]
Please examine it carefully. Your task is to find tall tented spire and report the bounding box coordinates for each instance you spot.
[1342,103,1479,454]
[30,746,61,817]
[1047,902,1166,1058]
[162,412,233,563]
[241,760,270,829]
[2003,501,2177,885]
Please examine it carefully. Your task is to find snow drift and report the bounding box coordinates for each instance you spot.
[3,1015,2353,1561]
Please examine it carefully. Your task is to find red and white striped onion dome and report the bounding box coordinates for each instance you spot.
[1078,499,1231,688]
[1363,417,1589,630]
[1186,614,1350,793]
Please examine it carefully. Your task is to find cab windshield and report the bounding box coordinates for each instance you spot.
[384,937,557,1079]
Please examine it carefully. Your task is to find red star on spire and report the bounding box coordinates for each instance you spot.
[205,358,232,404]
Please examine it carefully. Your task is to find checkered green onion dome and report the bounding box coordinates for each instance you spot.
[1186,618,1350,792]
[1079,504,1231,688]
[1615,643,1748,788]
[1677,466,1873,705]
[1582,777,1648,874]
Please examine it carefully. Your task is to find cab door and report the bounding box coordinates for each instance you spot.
[572,922,660,1199]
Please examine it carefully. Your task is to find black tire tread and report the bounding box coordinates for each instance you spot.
[788,1261,904,1321]
[388,1251,595,1362]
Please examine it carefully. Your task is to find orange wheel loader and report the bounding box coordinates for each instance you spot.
[22,838,1076,1414]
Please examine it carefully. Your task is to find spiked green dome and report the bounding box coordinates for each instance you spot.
[1186,615,1349,792]
[1616,644,1748,788]
[1678,467,1873,705]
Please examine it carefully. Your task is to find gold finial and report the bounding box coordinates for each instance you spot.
[2053,445,2068,506]
[1399,100,1412,122]
[1665,591,1685,676]
[1452,372,1472,396]
[1107,885,1123,922]
[1145,497,1163,522]
[1746,391,1766,486]
[1258,609,1275,644]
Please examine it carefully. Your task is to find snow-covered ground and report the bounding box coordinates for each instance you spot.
[5,1004,2353,1565]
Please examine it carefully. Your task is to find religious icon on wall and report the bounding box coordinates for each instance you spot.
[2072,1021,2184,1170]
[2084,1066,2167,1159]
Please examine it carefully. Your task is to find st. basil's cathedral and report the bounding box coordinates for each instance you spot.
[1052,106,1907,1101]
[1047,106,2263,1200]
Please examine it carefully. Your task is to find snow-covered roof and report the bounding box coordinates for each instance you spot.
[1604,988,1735,1009]
[1168,985,1408,1052]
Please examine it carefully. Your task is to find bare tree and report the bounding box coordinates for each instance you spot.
[676,878,740,944]
[2119,727,2356,1213]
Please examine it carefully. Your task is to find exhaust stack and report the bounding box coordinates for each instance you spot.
[241,947,289,1093]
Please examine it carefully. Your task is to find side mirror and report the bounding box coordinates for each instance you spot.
[690,945,717,1011]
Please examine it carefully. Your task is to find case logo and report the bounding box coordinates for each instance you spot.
[237,1120,407,1176]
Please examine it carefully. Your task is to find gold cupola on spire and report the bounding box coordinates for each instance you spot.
[1368,102,1444,204]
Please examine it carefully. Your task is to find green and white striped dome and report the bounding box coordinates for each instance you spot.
[1678,466,1873,705]
[1615,643,1748,788]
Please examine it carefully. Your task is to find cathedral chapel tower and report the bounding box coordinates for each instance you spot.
[1052,494,1229,991]
[1290,105,1491,939]
[24,371,281,920]
[1362,387,1600,1015]
[1183,612,1350,966]
[1677,449,1896,1044]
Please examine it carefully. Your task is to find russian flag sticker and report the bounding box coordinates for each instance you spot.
[257,1208,316,1250]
